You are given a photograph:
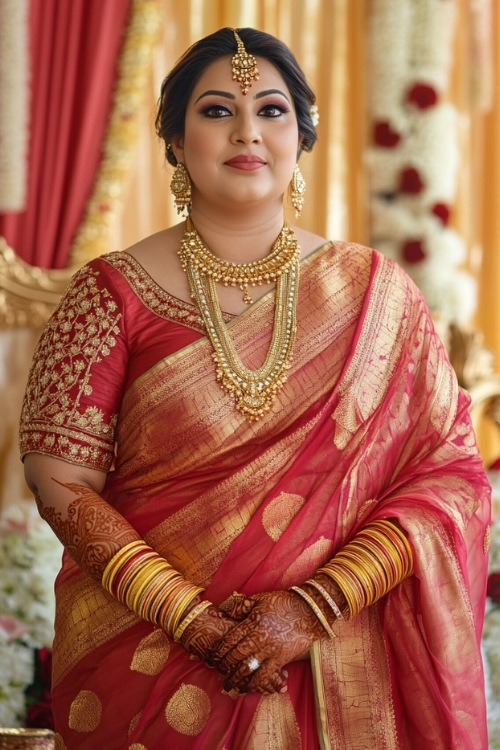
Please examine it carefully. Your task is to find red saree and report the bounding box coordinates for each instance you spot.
[19,241,491,750]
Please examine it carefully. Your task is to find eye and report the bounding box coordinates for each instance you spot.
[201,104,232,118]
[258,103,289,118]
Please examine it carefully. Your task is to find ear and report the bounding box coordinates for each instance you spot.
[170,134,184,165]
[296,134,304,160]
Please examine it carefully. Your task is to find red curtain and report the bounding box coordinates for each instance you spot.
[0,0,131,269]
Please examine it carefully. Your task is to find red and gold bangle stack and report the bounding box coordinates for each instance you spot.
[317,519,413,619]
[102,540,208,637]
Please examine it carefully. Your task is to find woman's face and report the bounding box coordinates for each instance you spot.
[171,56,301,214]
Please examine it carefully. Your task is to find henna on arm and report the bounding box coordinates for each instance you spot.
[35,480,139,582]
[25,455,283,685]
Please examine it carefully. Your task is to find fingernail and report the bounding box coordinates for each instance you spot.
[280,685,288,693]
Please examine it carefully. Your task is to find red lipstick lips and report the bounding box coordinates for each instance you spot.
[225,155,266,171]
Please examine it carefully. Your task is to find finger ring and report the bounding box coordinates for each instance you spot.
[247,656,260,672]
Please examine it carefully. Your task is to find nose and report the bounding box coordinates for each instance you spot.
[230,113,262,144]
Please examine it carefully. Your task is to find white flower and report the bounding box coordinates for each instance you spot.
[366,0,477,325]
[0,505,62,724]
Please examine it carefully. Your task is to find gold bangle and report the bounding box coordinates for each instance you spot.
[101,540,148,592]
[101,540,206,636]
[305,578,344,620]
[318,563,363,618]
[173,600,213,642]
[290,585,336,639]
[317,518,414,619]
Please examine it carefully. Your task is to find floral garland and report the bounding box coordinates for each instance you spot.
[0,504,61,728]
[366,0,477,325]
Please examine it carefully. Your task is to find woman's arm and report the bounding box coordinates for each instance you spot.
[24,453,260,685]
[24,453,138,579]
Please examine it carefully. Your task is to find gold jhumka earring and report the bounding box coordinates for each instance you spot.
[170,162,192,215]
[290,165,306,218]
[231,29,259,95]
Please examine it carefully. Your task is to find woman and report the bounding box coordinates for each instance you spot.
[19,27,490,750]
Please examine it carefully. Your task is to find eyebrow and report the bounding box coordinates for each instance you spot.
[194,88,291,104]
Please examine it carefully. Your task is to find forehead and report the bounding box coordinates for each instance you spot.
[189,56,292,102]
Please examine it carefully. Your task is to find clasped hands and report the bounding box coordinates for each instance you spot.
[179,589,325,695]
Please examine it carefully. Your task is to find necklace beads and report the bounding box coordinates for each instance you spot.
[178,217,301,420]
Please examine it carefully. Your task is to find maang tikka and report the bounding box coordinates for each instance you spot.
[290,164,306,218]
[170,161,192,215]
[231,29,259,95]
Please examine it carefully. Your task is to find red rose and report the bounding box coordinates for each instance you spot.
[431,202,451,225]
[487,572,500,603]
[26,694,54,730]
[407,82,438,109]
[373,121,401,147]
[400,167,425,194]
[402,239,426,264]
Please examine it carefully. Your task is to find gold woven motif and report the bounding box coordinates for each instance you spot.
[164,684,211,736]
[68,690,102,732]
[130,630,170,675]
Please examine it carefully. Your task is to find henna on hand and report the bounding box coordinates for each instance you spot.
[179,604,239,663]
[210,590,325,693]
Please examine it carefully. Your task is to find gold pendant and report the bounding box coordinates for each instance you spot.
[242,285,253,305]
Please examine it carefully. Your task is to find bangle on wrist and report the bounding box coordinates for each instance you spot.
[102,540,208,638]
[316,519,413,619]
[290,585,337,639]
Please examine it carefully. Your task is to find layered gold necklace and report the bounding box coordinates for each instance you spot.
[178,216,300,420]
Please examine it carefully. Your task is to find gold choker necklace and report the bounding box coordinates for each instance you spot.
[179,216,300,305]
[178,217,300,420]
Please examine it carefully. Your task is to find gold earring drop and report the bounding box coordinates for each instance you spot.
[170,163,192,215]
[290,165,306,218]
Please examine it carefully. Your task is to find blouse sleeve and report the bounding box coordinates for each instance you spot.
[19,258,128,471]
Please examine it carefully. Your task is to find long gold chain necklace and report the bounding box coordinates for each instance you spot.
[178,217,300,420]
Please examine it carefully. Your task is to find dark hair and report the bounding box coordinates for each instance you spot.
[155,27,317,166]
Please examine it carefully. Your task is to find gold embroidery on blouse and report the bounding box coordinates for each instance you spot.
[130,630,170,675]
[68,689,102,732]
[165,684,211,736]
[101,251,232,332]
[19,265,121,469]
